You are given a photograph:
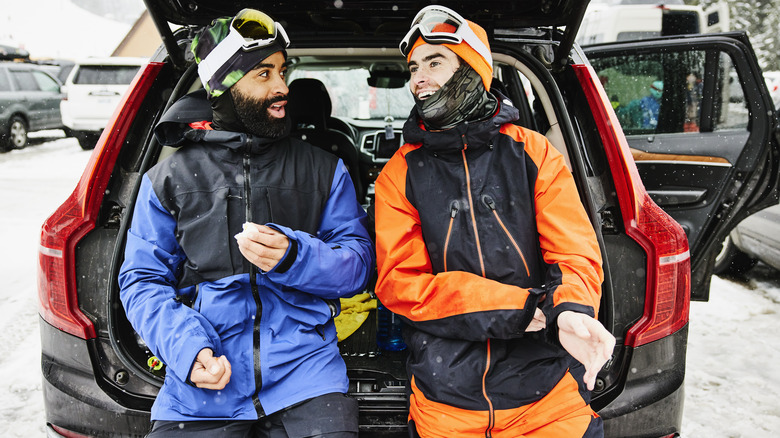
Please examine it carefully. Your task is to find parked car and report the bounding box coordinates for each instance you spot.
[714,203,780,275]
[60,57,147,149]
[0,61,65,152]
[37,1,779,437]
[764,70,780,110]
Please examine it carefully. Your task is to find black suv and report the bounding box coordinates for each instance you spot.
[38,1,779,437]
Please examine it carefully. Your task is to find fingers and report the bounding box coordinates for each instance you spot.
[557,312,615,391]
[191,349,232,390]
[235,223,290,271]
[239,223,289,249]
[525,308,547,332]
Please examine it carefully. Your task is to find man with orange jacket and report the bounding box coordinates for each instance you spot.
[374,5,615,437]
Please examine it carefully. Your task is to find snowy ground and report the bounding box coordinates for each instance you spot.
[0,136,779,437]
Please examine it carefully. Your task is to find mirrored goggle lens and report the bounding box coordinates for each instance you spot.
[232,9,277,41]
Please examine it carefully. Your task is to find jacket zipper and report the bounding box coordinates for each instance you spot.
[482,338,495,438]
[482,195,531,277]
[459,139,494,435]
[443,200,460,272]
[460,146,486,278]
[243,147,265,417]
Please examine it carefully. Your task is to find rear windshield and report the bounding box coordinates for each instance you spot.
[73,65,140,85]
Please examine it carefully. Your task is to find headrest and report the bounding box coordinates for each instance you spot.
[287,78,332,130]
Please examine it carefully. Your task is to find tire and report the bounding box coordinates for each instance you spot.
[73,130,101,150]
[713,235,758,276]
[0,116,28,152]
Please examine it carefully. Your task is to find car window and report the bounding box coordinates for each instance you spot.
[10,69,40,91]
[32,70,60,92]
[0,69,10,92]
[287,67,415,120]
[590,48,749,135]
[73,65,141,85]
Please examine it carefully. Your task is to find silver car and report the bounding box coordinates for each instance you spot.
[715,204,780,275]
[0,61,64,152]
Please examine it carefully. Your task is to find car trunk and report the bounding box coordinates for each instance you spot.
[65,0,690,434]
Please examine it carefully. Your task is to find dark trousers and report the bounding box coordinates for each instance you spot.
[147,393,358,438]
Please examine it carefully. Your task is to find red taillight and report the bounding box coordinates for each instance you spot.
[50,424,93,438]
[38,62,164,339]
[573,64,691,347]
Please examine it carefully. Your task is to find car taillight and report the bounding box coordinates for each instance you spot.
[38,62,163,339]
[49,424,93,438]
[573,64,691,348]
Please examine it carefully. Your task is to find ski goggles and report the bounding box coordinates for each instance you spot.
[399,5,492,66]
[198,8,290,86]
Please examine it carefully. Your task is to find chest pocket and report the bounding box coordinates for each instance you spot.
[176,186,244,284]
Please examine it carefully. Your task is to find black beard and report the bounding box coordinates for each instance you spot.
[231,88,288,139]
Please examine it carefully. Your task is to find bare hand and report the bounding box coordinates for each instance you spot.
[235,223,290,271]
[557,311,615,391]
[190,348,232,390]
[525,308,546,332]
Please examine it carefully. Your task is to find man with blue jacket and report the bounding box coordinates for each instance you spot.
[118,8,373,437]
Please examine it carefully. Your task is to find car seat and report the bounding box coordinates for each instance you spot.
[286,78,364,202]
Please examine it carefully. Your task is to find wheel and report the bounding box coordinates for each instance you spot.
[0,116,28,152]
[713,235,758,276]
[73,130,101,150]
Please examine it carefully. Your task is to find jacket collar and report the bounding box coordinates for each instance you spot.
[402,91,520,154]
[154,88,290,154]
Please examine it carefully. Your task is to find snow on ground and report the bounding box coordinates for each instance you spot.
[683,267,780,437]
[0,133,91,437]
[0,138,779,436]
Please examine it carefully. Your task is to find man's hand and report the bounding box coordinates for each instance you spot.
[190,348,232,390]
[557,311,615,391]
[235,222,290,271]
[525,308,546,332]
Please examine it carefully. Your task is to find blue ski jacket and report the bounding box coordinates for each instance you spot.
[118,91,374,421]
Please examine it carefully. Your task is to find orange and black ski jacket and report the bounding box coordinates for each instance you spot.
[374,96,604,424]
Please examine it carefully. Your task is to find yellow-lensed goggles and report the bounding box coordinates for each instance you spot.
[230,8,290,51]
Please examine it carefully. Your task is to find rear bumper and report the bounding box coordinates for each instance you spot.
[40,316,688,438]
[60,118,106,132]
[39,317,151,437]
[600,325,688,438]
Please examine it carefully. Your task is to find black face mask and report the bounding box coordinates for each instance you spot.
[230,87,289,139]
[414,65,497,131]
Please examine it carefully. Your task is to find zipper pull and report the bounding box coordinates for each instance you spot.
[482,194,496,211]
[450,200,460,218]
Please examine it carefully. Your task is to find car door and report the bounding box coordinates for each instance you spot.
[585,32,780,300]
[30,69,64,129]
[8,67,62,130]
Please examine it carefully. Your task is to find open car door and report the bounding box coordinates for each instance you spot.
[584,32,780,300]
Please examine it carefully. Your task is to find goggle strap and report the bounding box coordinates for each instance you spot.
[198,28,247,85]
[460,29,493,67]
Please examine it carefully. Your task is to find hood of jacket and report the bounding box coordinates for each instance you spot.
[153,88,291,155]
[402,90,520,154]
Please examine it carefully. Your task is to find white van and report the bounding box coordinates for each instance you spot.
[576,0,730,45]
[60,57,147,149]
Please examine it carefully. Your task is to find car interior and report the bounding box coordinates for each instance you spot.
[155,48,576,209]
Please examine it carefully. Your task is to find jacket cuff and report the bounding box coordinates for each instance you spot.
[264,223,298,274]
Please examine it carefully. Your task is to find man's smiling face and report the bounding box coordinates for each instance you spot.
[407,43,461,101]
